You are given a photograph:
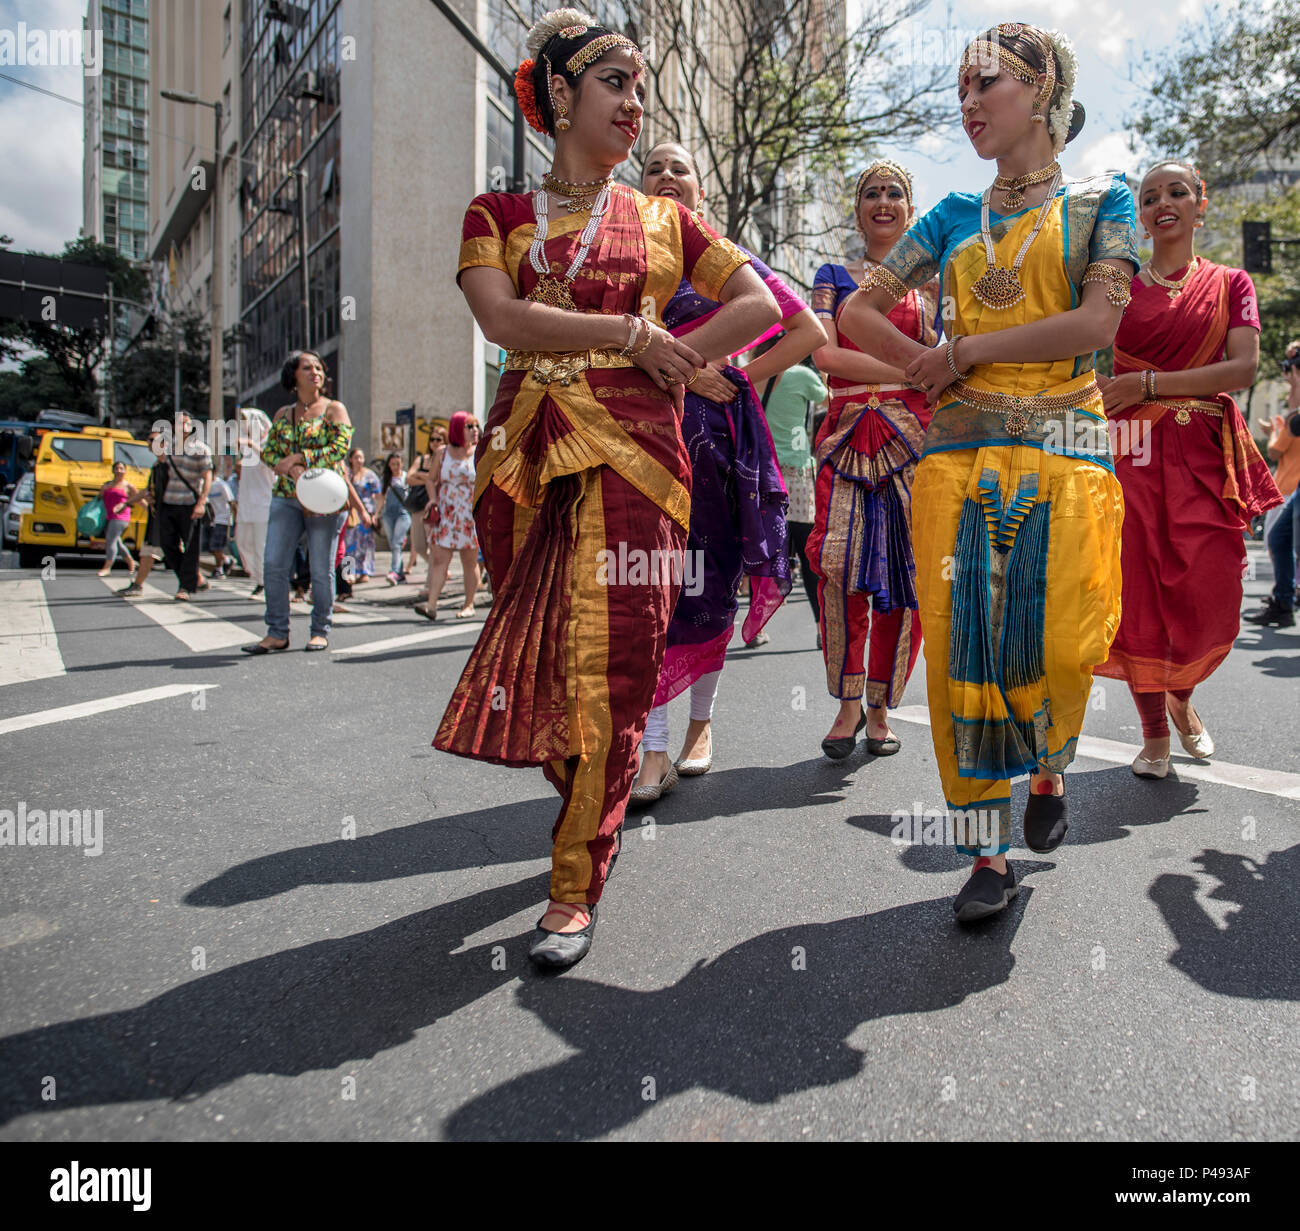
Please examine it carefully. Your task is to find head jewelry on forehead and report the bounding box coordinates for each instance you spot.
[959,25,1056,119]
[856,160,913,207]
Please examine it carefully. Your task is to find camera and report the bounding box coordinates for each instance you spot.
[1284,356,1299,373]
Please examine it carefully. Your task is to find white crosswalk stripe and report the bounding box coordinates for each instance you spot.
[98,575,254,651]
[0,577,64,687]
[890,705,1300,802]
[203,576,389,623]
[0,684,219,736]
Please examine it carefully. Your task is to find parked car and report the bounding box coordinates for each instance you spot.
[2,470,35,547]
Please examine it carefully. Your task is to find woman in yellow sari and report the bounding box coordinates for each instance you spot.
[841,22,1137,921]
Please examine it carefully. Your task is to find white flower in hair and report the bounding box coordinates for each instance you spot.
[526,8,600,55]
[1044,28,1079,154]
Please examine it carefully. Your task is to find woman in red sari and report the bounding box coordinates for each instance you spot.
[1096,160,1280,777]
[808,160,938,760]
[434,10,778,969]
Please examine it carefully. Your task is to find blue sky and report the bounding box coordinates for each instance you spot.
[0,0,1213,256]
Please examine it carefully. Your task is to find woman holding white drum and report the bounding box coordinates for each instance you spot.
[243,349,354,654]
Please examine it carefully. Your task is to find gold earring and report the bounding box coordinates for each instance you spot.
[555,102,570,132]
[1031,111,1046,125]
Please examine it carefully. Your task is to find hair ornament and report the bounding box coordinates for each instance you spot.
[513,58,548,134]
[525,8,598,56]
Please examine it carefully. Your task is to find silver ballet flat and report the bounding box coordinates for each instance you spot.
[628,764,678,808]
[675,749,713,776]
[1131,752,1171,780]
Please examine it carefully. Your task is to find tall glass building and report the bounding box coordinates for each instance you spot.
[83,0,152,261]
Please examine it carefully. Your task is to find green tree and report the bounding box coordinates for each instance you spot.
[0,238,150,419]
[1134,1,1300,185]
[110,307,212,422]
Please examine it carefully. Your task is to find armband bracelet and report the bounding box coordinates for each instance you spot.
[618,313,641,357]
[627,317,654,359]
[1081,262,1132,310]
[859,264,909,302]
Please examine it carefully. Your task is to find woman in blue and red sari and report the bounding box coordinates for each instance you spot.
[629,141,824,804]
[808,160,939,761]
[434,12,779,969]
[1095,160,1280,777]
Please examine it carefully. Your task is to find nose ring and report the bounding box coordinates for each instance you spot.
[622,99,635,113]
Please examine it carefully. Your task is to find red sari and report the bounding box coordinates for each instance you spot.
[1096,260,1280,691]
[434,186,749,906]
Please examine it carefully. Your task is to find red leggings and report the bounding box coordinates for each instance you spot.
[1130,686,1194,739]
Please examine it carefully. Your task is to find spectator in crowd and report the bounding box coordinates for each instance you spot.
[1246,340,1300,627]
[235,408,273,598]
[203,460,235,579]
[118,427,167,596]
[97,459,139,578]
[380,452,412,584]
[343,447,381,584]
[159,410,213,601]
[416,411,479,620]
[407,424,447,594]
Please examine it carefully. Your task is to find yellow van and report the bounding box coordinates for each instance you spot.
[18,426,154,568]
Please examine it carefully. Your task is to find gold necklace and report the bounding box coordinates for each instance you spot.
[993,161,1061,210]
[542,171,613,215]
[971,169,1062,311]
[1146,256,1199,300]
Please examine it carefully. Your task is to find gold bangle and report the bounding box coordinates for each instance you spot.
[686,367,702,387]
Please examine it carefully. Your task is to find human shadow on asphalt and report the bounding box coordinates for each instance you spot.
[845,768,1204,871]
[1249,653,1300,678]
[0,871,550,1128]
[444,885,1036,1141]
[184,758,864,906]
[1149,844,1300,1000]
[64,654,250,673]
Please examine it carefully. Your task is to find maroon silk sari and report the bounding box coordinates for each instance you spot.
[1097,261,1281,690]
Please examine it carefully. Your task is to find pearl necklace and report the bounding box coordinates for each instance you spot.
[526,182,614,311]
[1146,256,1199,301]
[970,168,1062,310]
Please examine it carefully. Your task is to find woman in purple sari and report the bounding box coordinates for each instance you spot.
[630,142,827,803]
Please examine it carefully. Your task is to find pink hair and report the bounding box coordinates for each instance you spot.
[447,411,473,447]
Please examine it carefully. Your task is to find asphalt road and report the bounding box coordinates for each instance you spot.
[0,543,1296,1141]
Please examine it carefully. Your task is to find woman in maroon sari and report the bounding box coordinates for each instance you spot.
[1096,160,1280,777]
[434,11,778,969]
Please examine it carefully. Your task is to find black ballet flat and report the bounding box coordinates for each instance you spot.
[1023,791,1068,853]
[529,903,597,970]
[821,709,866,761]
[304,639,329,652]
[866,732,901,756]
[241,639,290,655]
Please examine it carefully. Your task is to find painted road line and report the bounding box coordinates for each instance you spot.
[204,577,389,623]
[99,575,253,652]
[332,622,484,658]
[0,684,219,737]
[0,579,64,687]
[890,705,1300,802]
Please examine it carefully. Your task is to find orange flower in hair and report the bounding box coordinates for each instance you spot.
[514,59,548,135]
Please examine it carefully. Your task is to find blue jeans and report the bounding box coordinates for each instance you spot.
[264,496,347,639]
[383,510,412,576]
[1267,487,1300,610]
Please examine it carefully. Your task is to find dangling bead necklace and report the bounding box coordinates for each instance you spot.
[970,168,1062,310]
[526,180,614,311]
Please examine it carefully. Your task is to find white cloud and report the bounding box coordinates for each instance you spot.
[0,0,92,252]
[0,82,84,253]
[1073,131,1138,179]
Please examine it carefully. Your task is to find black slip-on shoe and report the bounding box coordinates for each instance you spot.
[953,864,1018,923]
[866,732,901,756]
[1024,792,1068,852]
[241,639,290,655]
[821,709,866,760]
[1243,599,1295,628]
[529,904,597,970]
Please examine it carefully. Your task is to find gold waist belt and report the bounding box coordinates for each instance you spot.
[1148,398,1223,424]
[836,383,910,398]
[504,348,636,387]
[949,379,1100,436]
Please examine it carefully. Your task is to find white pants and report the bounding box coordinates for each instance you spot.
[641,670,722,753]
[235,518,268,586]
